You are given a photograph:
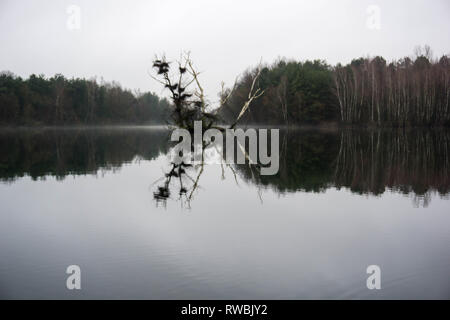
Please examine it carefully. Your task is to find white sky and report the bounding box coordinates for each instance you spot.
[1,0,449,101]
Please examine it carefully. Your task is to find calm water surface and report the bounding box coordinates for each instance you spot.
[0,127,449,299]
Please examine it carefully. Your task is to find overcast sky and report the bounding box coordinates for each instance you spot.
[1,0,449,101]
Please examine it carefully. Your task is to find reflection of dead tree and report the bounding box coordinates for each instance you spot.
[153,146,240,208]
[151,53,266,207]
[188,160,205,202]
[216,144,239,184]
[153,162,193,207]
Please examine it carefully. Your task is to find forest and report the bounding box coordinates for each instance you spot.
[1,46,449,127]
[0,72,171,125]
[218,59,339,125]
[219,46,450,127]
[333,49,450,126]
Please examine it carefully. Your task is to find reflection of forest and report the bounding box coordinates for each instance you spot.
[1,128,449,203]
[236,129,450,200]
[0,128,170,181]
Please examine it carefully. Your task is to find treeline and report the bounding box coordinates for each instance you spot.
[219,47,450,127]
[334,50,450,126]
[218,59,338,124]
[2,47,449,127]
[0,72,171,125]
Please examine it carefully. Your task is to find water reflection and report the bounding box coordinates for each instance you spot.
[153,162,193,205]
[1,127,449,207]
[0,127,170,181]
[152,146,240,208]
[237,129,450,207]
[1,127,450,299]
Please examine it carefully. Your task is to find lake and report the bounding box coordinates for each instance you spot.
[0,127,449,299]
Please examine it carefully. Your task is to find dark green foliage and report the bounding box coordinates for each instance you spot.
[0,72,171,125]
[218,59,339,125]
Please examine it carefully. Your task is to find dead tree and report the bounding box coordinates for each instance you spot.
[151,53,265,132]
